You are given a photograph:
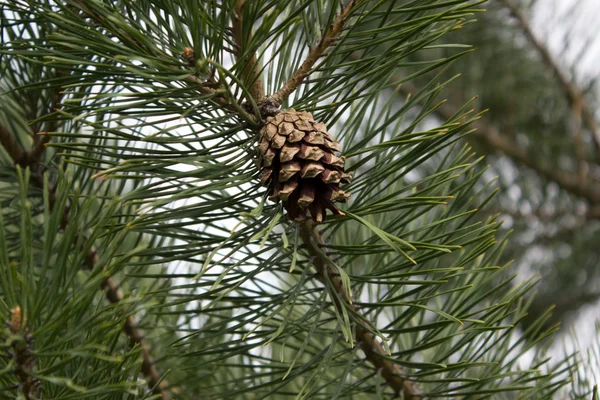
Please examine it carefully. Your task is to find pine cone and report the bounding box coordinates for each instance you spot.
[258,109,351,222]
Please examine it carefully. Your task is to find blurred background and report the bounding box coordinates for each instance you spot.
[412,0,600,347]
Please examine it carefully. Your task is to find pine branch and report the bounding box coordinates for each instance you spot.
[398,81,600,208]
[0,125,172,399]
[54,192,172,399]
[500,0,600,152]
[299,221,424,399]
[269,0,361,107]
[231,0,265,102]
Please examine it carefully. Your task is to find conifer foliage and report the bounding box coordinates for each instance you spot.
[0,0,592,399]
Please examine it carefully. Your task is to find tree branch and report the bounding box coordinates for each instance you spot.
[299,222,424,399]
[269,0,361,107]
[73,1,257,126]
[185,74,258,125]
[500,0,600,151]
[231,0,265,102]
[398,81,600,206]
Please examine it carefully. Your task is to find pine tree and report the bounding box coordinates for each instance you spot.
[0,0,596,399]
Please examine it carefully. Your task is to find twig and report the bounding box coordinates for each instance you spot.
[74,0,257,125]
[299,222,424,399]
[269,0,361,107]
[238,4,423,392]
[500,0,600,151]
[185,74,257,125]
[231,0,265,102]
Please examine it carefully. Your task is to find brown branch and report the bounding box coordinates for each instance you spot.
[73,1,256,126]
[398,81,600,207]
[572,97,589,190]
[269,0,361,107]
[299,221,424,399]
[49,183,171,399]
[235,0,421,390]
[240,5,422,393]
[231,0,265,102]
[500,0,600,151]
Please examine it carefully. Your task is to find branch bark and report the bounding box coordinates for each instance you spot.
[102,275,169,398]
[269,0,361,107]
[299,222,424,399]
[500,0,600,151]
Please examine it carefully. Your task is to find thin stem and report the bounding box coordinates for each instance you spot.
[73,0,256,125]
[239,2,424,391]
[500,0,600,152]
[269,0,361,107]
[185,75,258,125]
[299,222,425,399]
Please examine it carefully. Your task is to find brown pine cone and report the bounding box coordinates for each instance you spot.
[257,109,351,222]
